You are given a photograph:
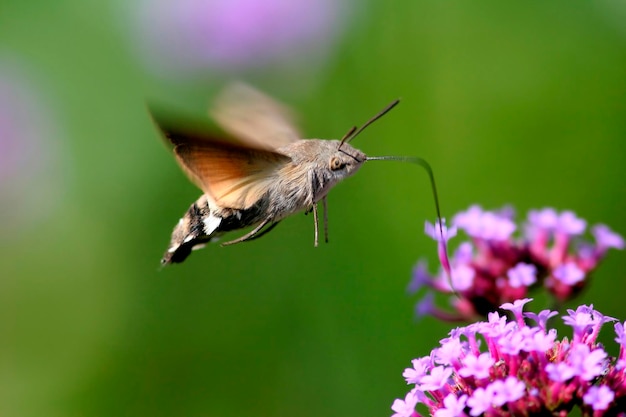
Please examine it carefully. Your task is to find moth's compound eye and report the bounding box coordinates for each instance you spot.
[330,156,345,171]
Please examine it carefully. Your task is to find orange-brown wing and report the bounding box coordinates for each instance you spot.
[174,140,290,209]
[150,107,292,209]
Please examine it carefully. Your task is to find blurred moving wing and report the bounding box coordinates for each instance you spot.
[211,82,301,150]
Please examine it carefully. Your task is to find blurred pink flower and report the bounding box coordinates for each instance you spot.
[0,61,62,233]
[131,0,350,76]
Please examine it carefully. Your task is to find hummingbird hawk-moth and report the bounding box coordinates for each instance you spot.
[151,84,440,265]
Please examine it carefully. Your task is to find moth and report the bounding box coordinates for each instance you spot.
[152,84,437,265]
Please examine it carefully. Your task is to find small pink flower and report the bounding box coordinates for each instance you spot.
[409,205,623,321]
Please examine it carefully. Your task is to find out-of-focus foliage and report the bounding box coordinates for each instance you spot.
[0,1,625,416]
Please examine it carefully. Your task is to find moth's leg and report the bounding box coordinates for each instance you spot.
[312,203,319,247]
[322,196,329,243]
[221,216,273,246]
[245,221,281,242]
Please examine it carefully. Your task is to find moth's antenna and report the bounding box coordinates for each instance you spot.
[340,126,358,143]
[366,155,456,296]
[338,99,400,150]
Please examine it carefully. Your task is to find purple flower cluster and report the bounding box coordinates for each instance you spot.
[411,206,624,321]
[391,299,626,417]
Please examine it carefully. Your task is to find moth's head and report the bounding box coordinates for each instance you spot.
[327,140,366,179]
[308,140,367,181]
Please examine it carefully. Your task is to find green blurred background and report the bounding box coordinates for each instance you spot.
[2,1,626,416]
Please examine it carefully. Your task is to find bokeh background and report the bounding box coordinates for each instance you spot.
[2,1,626,416]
